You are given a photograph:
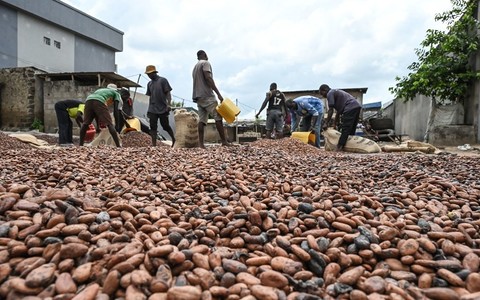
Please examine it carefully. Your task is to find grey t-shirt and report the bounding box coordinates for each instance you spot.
[146,75,172,114]
[326,89,361,114]
[192,60,215,101]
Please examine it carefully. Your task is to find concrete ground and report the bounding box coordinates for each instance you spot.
[376,139,480,157]
[437,144,480,157]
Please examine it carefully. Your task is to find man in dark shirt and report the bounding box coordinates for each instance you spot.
[319,84,361,151]
[256,82,287,139]
[145,65,175,146]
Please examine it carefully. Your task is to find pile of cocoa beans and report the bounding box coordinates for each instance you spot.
[0,135,479,300]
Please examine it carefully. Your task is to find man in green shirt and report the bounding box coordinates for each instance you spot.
[79,84,122,147]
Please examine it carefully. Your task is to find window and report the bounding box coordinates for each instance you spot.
[43,37,51,45]
[54,40,61,49]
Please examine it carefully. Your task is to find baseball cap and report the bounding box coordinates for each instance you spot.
[107,83,118,90]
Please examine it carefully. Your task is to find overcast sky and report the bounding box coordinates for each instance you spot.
[64,0,452,119]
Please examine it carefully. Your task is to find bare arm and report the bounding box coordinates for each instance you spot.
[333,112,340,129]
[324,108,334,129]
[113,101,121,133]
[166,91,172,111]
[256,92,270,117]
[75,113,83,128]
[203,70,223,101]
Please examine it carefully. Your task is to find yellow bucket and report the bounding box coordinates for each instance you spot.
[122,117,141,133]
[291,131,316,144]
[216,98,240,123]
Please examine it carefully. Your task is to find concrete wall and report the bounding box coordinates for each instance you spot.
[0,67,42,130]
[387,95,476,146]
[0,5,17,68]
[1,0,123,50]
[17,12,75,72]
[43,81,95,133]
[0,0,122,72]
[429,125,476,146]
[391,95,431,141]
[74,36,117,72]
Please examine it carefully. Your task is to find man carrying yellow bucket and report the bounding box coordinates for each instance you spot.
[192,50,232,148]
[286,96,324,148]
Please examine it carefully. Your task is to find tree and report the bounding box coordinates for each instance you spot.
[171,100,183,107]
[389,0,480,142]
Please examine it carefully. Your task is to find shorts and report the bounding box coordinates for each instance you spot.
[265,109,284,131]
[196,96,222,124]
[83,100,113,127]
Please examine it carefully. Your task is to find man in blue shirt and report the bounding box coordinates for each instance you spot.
[319,84,361,151]
[285,96,324,148]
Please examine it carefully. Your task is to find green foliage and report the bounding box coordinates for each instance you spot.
[31,118,44,132]
[171,100,183,107]
[389,0,480,104]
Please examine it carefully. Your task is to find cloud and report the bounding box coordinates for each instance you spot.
[64,0,453,117]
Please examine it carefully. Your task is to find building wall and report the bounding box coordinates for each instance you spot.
[0,5,17,68]
[388,95,476,146]
[0,67,42,130]
[74,36,116,72]
[42,81,95,133]
[391,95,431,142]
[0,0,122,72]
[1,0,123,50]
[17,12,75,72]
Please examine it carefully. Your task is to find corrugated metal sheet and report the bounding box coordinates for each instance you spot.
[37,71,141,88]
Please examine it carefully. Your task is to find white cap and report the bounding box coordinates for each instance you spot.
[107,83,118,90]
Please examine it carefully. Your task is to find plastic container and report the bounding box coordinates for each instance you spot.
[216,98,240,123]
[291,131,316,145]
[84,124,96,142]
[122,117,141,133]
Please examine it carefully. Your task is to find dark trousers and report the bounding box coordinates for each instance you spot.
[338,107,361,148]
[148,112,175,141]
[55,100,79,144]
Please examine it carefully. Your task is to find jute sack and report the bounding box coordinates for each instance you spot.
[89,129,118,147]
[9,133,51,148]
[174,109,199,148]
[406,140,438,154]
[323,128,381,153]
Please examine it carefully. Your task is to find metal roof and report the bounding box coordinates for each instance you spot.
[36,72,141,88]
[363,101,382,109]
[283,87,368,95]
